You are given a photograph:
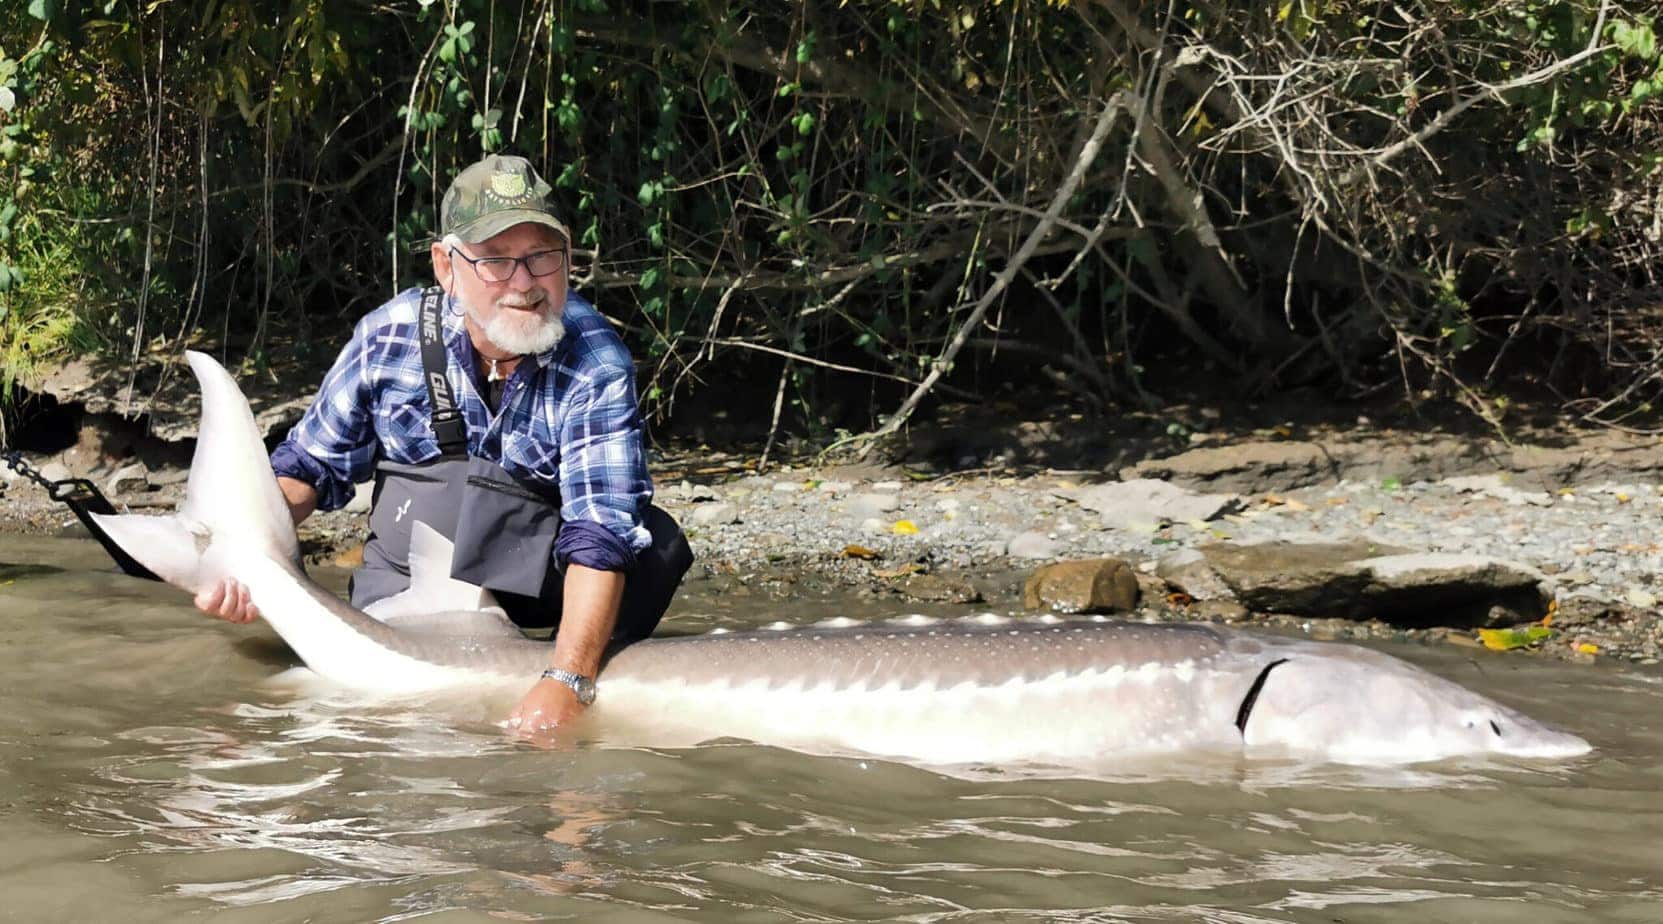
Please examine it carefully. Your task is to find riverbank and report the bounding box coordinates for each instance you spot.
[5,411,1662,670]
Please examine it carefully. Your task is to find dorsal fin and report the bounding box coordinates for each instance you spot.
[374,606,526,638]
[364,521,501,621]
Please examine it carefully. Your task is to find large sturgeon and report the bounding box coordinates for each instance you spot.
[93,352,1591,766]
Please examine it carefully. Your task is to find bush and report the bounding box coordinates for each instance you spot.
[3,0,1660,447]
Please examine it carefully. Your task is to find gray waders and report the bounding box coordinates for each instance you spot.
[349,287,692,641]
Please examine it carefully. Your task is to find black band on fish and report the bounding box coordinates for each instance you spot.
[1235,658,1290,736]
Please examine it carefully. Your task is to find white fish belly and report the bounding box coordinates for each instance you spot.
[238,556,500,695]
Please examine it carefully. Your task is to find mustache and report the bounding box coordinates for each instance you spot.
[496,292,547,309]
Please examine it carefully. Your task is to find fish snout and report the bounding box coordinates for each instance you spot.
[1465,708,1593,759]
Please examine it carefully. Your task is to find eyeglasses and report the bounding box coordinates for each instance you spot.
[449,247,568,284]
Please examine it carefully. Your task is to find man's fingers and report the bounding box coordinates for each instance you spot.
[196,579,258,623]
[223,583,247,620]
[234,584,259,623]
[195,581,226,615]
[506,708,557,735]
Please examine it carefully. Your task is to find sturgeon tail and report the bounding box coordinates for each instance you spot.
[91,351,301,592]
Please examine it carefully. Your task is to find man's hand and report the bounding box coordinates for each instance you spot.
[195,577,260,624]
[505,564,621,740]
[507,676,586,735]
[192,476,312,625]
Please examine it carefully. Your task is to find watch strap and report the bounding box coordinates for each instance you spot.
[540,668,596,705]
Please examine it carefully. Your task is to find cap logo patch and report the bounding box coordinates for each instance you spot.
[489,171,530,203]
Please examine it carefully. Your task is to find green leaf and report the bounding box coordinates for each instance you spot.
[1610,20,1658,61]
[556,98,580,133]
[27,0,56,22]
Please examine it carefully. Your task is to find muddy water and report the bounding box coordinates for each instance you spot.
[1,535,1660,922]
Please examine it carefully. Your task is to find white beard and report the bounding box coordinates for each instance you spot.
[484,309,565,356]
[457,289,566,356]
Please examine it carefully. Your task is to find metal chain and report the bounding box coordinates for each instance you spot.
[2,450,59,492]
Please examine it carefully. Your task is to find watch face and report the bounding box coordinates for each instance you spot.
[545,670,597,705]
[574,678,597,705]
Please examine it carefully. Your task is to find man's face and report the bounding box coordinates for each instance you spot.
[432,221,570,357]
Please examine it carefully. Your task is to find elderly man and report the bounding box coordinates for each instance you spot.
[195,154,692,732]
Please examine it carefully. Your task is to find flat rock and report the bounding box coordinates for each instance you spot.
[105,462,150,496]
[1125,432,1663,494]
[1123,442,1338,493]
[1441,473,1553,507]
[845,492,901,518]
[1005,531,1060,560]
[1188,599,1250,622]
[1023,558,1139,614]
[1154,548,1237,601]
[37,462,72,484]
[148,466,190,488]
[1064,479,1242,529]
[894,573,984,605]
[690,502,738,526]
[1189,540,1550,627]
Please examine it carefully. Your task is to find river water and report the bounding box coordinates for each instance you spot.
[2,535,1660,922]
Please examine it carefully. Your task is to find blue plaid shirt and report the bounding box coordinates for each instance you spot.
[271,286,653,570]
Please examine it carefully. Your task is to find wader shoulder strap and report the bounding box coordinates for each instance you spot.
[419,286,468,456]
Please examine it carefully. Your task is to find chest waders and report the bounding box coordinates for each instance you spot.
[351,286,692,641]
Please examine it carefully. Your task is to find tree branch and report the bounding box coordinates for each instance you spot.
[857,91,1133,451]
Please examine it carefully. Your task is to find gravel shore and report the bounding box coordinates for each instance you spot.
[644,459,1662,664]
[5,436,1661,669]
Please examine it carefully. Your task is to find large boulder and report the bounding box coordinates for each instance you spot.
[1160,540,1550,627]
[1023,558,1140,614]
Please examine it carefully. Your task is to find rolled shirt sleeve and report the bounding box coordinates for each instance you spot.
[553,360,653,571]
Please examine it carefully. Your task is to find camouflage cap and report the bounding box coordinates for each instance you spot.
[439,154,570,244]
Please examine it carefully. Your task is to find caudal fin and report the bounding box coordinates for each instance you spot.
[91,350,300,592]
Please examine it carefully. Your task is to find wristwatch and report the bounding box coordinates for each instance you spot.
[540,668,597,705]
